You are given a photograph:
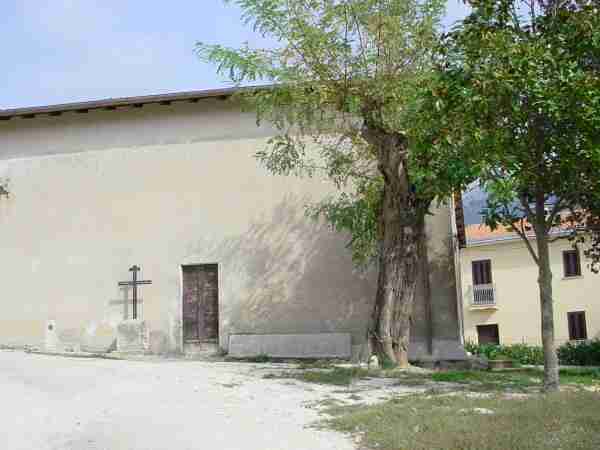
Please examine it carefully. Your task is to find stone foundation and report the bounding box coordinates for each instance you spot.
[183,341,219,357]
[228,333,352,359]
[116,320,149,353]
[409,339,469,362]
[81,322,116,353]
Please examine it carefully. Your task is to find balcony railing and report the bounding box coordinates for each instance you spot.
[471,283,497,307]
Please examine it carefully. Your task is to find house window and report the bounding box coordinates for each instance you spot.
[472,259,492,285]
[568,311,587,341]
[563,250,581,278]
[477,324,500,345]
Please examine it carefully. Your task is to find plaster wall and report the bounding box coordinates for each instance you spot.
[461,239,600,345]
[0,99,460,358]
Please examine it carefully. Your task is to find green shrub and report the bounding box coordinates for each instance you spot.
[466,342,544,365]
[557,340,600,366]
[246,353,271,363]
[379,354,397,370]
[467,340,600,366]
[464,341,480,355]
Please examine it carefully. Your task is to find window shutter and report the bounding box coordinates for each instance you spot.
[578,312,588,340]
[563,250,581,277]
[564,252,571,276]
[567,313,577,341]
[472,260,492,285]
[568,311,587,340]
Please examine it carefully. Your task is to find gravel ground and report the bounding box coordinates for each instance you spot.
[0,351,360,450]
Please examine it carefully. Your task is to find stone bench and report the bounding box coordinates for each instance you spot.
[228,333,351,359]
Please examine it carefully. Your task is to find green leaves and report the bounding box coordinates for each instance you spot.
[415,0,600,243]
[198,0,448,265]
[195,43,279,83]
[306,177,383,265]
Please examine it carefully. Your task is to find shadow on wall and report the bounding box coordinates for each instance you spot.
[428,235,460,341]
[183,194,377,349]
[406,232,460,348]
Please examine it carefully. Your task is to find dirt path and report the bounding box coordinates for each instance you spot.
[0,351,356,450]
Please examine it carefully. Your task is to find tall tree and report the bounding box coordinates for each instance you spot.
[198,0,446,366]
[413,0,600,390]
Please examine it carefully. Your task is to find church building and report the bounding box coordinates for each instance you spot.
[0,88,465,362]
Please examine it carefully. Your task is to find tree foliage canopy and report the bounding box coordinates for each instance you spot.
[414,0,600,250]
[412,0,600,390]
[198,0,446,264]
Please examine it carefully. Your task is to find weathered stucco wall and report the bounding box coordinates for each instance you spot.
[461,239,600,345]
[0,99,461,359]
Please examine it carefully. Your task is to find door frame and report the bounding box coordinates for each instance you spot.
[179,262,221,348]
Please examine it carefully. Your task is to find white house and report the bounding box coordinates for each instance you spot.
[0,88,465,362]
[458,222,599,346]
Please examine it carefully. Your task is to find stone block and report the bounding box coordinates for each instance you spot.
[183,341,219,357]
[228,333,351,359]
[408,339,469,362]
[81,323,116,353]
[58,328,83,353]
[149,331,170,354]
[117,320,149,353]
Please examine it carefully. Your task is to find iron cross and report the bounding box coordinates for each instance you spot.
[118,265,152,320]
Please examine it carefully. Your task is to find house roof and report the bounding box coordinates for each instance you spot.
[465,222,576,246]
[0,87,244,121]
[466,224,533,245]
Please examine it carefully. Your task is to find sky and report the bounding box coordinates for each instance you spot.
[0,1,470,109]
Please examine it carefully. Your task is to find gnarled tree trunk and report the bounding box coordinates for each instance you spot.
[363,124,428,367]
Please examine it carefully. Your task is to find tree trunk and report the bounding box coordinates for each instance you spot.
[363,124,428,368]
[534,198,560,392]
[535,233,560,391]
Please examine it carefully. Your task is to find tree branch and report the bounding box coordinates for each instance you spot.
[545,196,565,230]
[548,232,569,243]
[511,218,540,264]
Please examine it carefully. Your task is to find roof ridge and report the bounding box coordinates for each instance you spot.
[0,86,253,120]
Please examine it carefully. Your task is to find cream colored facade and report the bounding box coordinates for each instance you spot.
[460,236,600,346]
[0,93,463,360]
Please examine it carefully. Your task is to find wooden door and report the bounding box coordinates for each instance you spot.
[182,264,219,342]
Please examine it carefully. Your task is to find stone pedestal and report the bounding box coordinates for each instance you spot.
[116,320,149,353]
[44,320,62,353]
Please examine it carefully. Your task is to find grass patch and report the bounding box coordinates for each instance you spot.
[243,353,271,363]
[559,368,600,385]
[429,368,600,391]
[226,353,279,363]
[264,367,373,386]
[308,397,346,410]
[326,391,600,450]
[266,366,600,390]
[391,372,431,386]
[431,370,540,391]
[297,359,337,370]
[297,367,371,386]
